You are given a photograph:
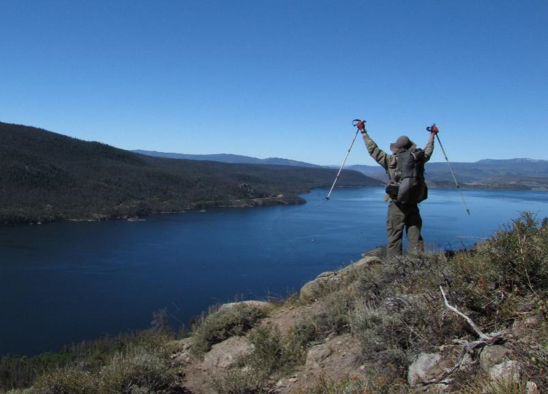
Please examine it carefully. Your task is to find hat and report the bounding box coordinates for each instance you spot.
[390,135,412,153]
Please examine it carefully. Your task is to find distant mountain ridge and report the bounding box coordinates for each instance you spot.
[348,160,548,190]
[135,150,548,190]
[133,150,320,168]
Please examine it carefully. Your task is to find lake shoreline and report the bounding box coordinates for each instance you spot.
[4,184,547,228]
[0,194,306,227]
[0,186,381,227]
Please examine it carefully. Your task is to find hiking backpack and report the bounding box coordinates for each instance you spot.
[386,148,428,204]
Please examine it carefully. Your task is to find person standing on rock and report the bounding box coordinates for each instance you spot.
[358,122,438,256]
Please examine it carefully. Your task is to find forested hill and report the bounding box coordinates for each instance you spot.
[0,122,381,224]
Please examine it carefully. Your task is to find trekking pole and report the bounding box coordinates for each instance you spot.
[325,119,365,201]
[427,124,471,215]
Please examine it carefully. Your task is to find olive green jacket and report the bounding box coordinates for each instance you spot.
[362,133,435,200]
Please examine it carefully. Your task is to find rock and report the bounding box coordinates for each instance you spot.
[174,337,194,352]
[306,343,333,368]
[217,300,271,313]
[342,256,383,273]
[202,336,253,369]
[526,381,540,394]
[300,271,339,299]
[489,360,523,383]
[300,257,382,299]
[512,316,540,337]
[172,351,192,365]
[171,337,194,365]
[362,247,386,259]
[408,353,441,386]
[382,295,416,314]
[480,345,513,372]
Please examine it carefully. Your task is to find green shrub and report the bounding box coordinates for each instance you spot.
[98,346,175,394]
[212,367,268,394]
[350,303,409,375]
[214,320,321,394]
[480,212,548,294]
[213,326,280,394]
[282,318,321,368]
[191,304,268,357]
[29,339,176,394]
[319,288,355,334]
[303,374,407,394]
[458,374,532,394]
[4,389,33,394]
[32,367,97,394]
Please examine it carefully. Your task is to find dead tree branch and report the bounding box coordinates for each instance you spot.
[439,286,490,340]
[419,287,507,386]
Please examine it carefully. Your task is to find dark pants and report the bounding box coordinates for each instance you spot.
[387,201,423,256]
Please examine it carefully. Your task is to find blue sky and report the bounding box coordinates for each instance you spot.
[1,0,547,165]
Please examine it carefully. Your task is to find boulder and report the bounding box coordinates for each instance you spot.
[300,271,340,299]
[217,300,271,313]
[305,343,334,368]
[300,256,382,299]
[202,336,253,369]
[512,315,541,337]
[408,353,441,386]
[480,345,513,372]
[489,360,523,383]
[170,337,194,365]
[526,381,541,394]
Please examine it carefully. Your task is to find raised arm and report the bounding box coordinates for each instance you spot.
[423,125,438,163]
[360,126,396,171]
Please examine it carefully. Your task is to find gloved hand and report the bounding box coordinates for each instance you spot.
[357,120,366,132]
[430,124,439,134]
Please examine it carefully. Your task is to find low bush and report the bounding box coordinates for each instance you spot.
[20,335,177,394]
[32,367,97,394]
[98,346,175,393]
[0,330,176,392]
[303,374,408,394]
[214,319,321,394]
[282,318,322,368]
[190,304,268,357]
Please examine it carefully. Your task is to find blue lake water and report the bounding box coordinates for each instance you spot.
[1,187,547,356]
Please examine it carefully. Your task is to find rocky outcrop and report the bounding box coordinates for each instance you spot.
[479,345,525,383]
[174,242,545,394]
[202,336,253,370]
[408,353,442,387]
[171,337,194,366]
[275,333,364,394]
[218,300,272,313]
[408,345,474,388]
[300,256,382,300]
[479,345,513,372]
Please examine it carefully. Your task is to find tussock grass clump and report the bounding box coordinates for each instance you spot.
[98,346,175,393]
[32,367,97,394]
[0,330,177,392]
[10,333,177,394]
[319,288,355,334]
[214,320,322,394]
[30,341,176,394]
[303,374,408,394]
[457,373,533,394]
[190,304,268,357]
